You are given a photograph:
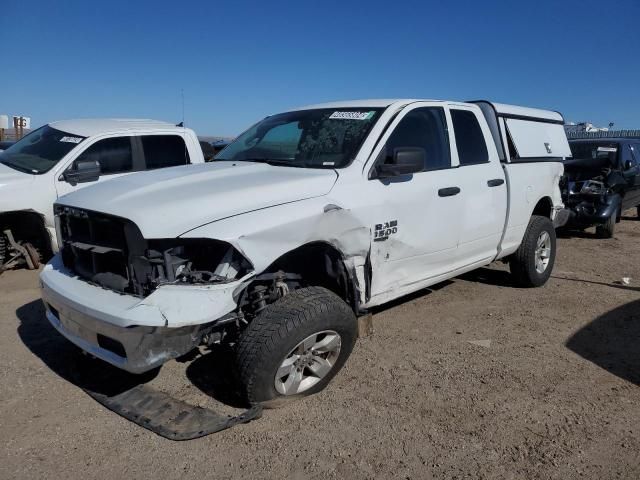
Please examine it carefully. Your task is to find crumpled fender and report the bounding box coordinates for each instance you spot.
[179,196,371,302]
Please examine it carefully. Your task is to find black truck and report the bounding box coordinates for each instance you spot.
[562,138,640,237]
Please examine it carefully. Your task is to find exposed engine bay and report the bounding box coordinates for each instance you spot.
[561,153,626,228]
[56,205,253,296]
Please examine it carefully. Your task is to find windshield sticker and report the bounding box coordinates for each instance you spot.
[322,161,335,166]
[60,136,83,144]
[329,111,375,121]
[596,147,617,152]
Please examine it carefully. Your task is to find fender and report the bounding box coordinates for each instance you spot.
[180,196,372,307]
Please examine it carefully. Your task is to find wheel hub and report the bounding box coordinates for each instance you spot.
[274,330,342,396]
[534,231,551,274]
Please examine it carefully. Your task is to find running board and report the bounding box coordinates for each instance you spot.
[84,384,262,441]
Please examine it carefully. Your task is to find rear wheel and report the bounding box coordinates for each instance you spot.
[596,212,616,238]
[509,215,556,287]
[236,286,357,406]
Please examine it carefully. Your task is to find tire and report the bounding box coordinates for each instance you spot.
[596,212,616,238]
[509,215,556,288]
[236,286,357,406]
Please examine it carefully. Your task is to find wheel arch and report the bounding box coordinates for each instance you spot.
[531,196,553,219]
[252,240,365,314]
[0,209,53,259]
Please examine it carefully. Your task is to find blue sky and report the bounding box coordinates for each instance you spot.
[1,0,638,136]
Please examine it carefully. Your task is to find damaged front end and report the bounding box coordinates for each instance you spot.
[42,205,258,373]
[561,157,625,227]
[56,205,253,296]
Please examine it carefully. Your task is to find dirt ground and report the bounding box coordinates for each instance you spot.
[1,212,639,480]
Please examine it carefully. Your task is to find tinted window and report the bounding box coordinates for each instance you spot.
[75,137,132,174]
[142,135,190,169]
[569,142,620,167]
[0,125,86,174]
[383,107,451,171]
[451,110,489,165]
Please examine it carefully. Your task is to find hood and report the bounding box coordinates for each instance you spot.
[57,161,338,238]
[0,162,37,211]
[0,162,35,187]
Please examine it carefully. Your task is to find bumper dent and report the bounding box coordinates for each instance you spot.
[45,307,202,373]
[40,255,248,373]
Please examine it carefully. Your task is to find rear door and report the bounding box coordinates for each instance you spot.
[448,106,507,267]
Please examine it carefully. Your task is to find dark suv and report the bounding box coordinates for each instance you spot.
[562,138,640,237]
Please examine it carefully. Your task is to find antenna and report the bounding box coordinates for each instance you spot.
[180,88,188,165]
[181,88,185,126]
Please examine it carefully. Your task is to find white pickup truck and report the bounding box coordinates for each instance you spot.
[41,99,571,405]
[0,119,204,268]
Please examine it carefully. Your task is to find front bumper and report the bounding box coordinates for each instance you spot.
[40,255,248,373]
[565,193,621,226]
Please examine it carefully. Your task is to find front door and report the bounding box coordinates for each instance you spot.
[360,103,463,297]
[54,136,138,198]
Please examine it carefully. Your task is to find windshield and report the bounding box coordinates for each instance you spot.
[569,142,620,164]
[216,108,383,168]
[0,125,86,174]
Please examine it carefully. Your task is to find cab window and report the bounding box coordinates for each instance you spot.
[451,110,489,165]
[382,107,451,171]
[74,137,133,174]
[142,135,190,169]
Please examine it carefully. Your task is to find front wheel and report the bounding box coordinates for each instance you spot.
[235,286,357,406]
[596,212,616,238]
[509,215,556,287]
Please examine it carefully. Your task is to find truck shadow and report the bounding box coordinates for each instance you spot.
[556,228,601,239]
[185,347,247,408]
[457,267,515,288]
[566,299,640,386]
[16,299,159,396]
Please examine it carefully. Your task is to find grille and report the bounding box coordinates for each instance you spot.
[57,206,147,295]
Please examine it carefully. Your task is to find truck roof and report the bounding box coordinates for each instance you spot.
[293,99,564,123]
[48,118,183,137]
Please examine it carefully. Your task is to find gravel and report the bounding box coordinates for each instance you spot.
[1,210,639,479]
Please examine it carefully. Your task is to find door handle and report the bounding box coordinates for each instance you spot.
[487,178,505,187]
[438,187,461,197]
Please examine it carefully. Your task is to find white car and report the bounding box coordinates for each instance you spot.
[0,119,204,266]
[41,99,571,405]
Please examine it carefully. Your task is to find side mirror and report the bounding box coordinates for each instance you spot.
[624,160,635,171]
[374,147,425,179]
[63,159,101,184]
